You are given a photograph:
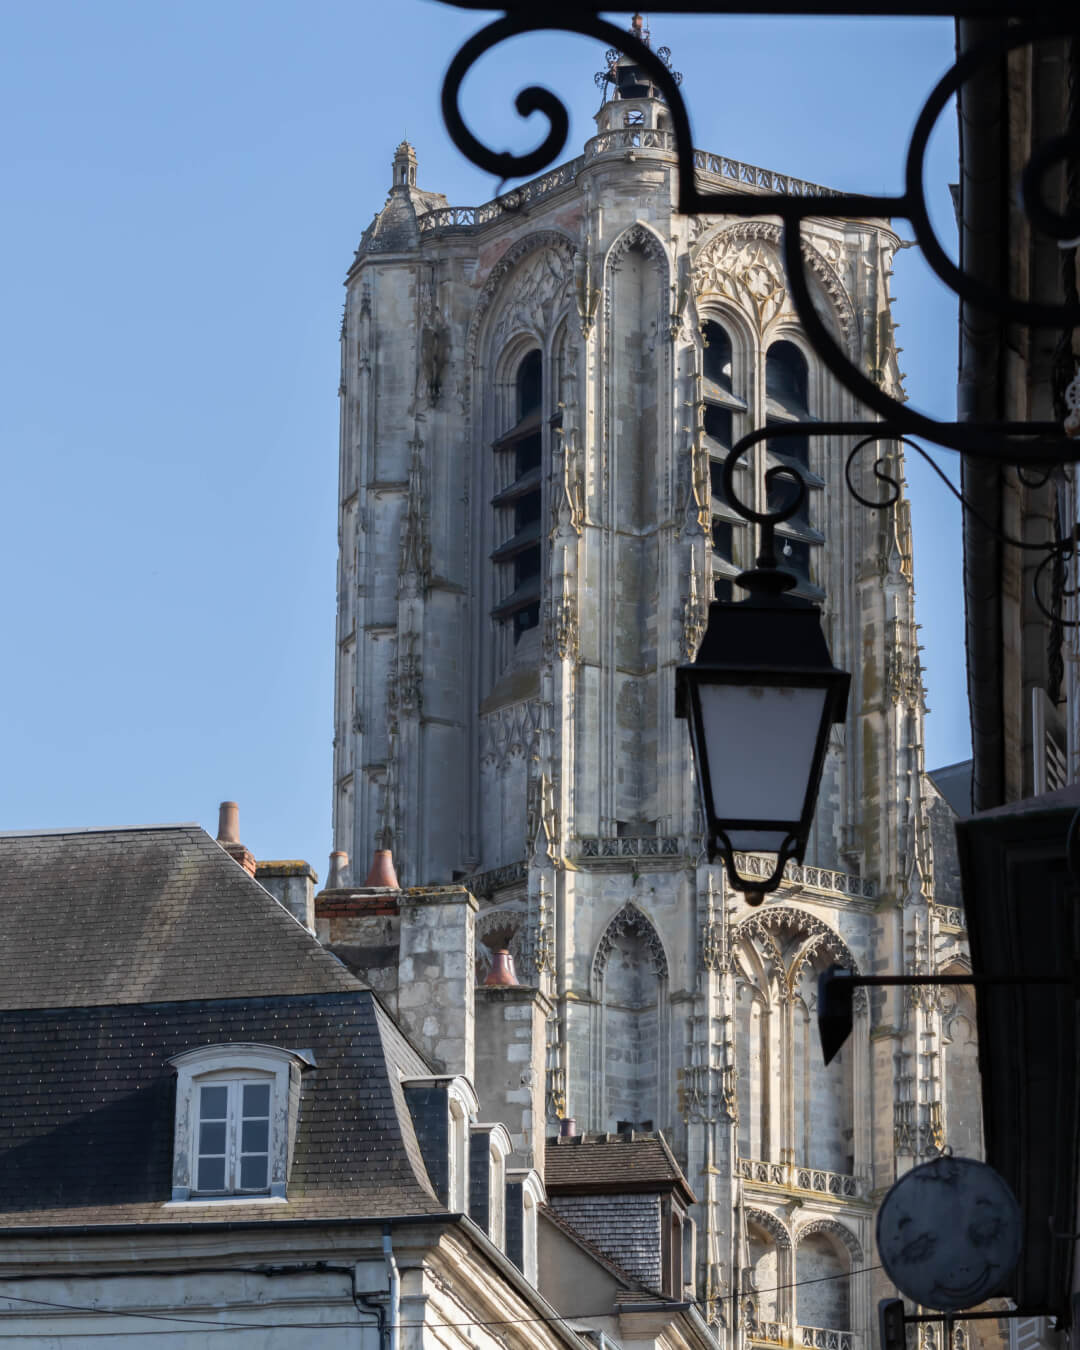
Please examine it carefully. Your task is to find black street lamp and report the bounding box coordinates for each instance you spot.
[675,519,850,903]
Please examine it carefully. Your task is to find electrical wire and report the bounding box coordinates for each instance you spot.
[0,1262,885,1334]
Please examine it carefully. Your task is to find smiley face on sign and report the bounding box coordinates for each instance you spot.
[876,1156,1022,1311]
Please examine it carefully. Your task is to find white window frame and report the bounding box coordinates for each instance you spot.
[168,1043,312,1202]
[508,1167,546,1286]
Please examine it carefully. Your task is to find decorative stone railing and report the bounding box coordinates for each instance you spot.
[418,156,585,234]
[578,835,682,859]
[585,127,677,157]
[934,903,966,929]
[738,1157,862,1200]
[417,143,841,237]
[732,853,875,900]
[693,151,841,199]
[800,1326,855,1350]
[748,1322,786,1344]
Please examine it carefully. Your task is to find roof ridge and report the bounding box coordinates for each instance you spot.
[0,823,202,839]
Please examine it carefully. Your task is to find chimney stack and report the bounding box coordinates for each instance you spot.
[216,800,256,877]
[327,850,350,889]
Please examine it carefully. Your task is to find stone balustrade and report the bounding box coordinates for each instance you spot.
[738,1157,862,1200]
[417,142,841,238]
[800,1326,855,1350]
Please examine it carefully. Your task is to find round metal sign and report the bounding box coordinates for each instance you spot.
[876,1155,1022,1311]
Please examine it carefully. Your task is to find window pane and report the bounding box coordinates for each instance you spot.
[200,1085,228,1118]
[198,1156,226,1192]
[242,1119,269,1153]
[243,1083,270,1117]
[704,403,732,449]
[240,1155,269,1191]
[199,1120,226,1154]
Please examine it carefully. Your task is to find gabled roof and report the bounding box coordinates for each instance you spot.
[546,1132,697,1206]
[0,990,443,1226]
[0,824,358,1009]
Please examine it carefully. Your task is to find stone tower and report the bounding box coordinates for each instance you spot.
[332,21,978,1346]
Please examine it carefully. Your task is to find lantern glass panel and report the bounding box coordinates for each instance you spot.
[698,683,827,824]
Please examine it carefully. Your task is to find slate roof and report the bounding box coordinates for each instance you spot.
[0,990,443,1227]
[539,1202,645,1290]
[545,1132,697,1205]
[0,825,358,1009]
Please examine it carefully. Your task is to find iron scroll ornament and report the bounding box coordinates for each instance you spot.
[440,12,1079,469]
[722,423,1080,628]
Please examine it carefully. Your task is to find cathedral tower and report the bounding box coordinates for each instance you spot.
[333,22,975,1344]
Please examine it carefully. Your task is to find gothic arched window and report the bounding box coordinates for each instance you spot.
[594,906,668,1132]
[491,349,543,641]
[795,1229,851,1330]
[701,318,747,602]
[733,913,857,1178]
[765,339,823,598]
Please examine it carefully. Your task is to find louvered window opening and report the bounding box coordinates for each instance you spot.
[765,340,822,596]
[492,350,543,640]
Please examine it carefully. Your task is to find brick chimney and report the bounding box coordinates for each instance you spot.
[216,801,256,877]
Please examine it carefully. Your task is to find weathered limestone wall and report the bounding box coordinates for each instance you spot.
[397,887,477,1080]
[255,861,317,931]
[314,884,476,1080]
[474,986,550,1174]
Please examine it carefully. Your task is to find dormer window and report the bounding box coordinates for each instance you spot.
[402,1075,479,1211]
[196,1080,271,1194]
[470,1123,512,1247]
[168,1043,312,1202]
[506,1168,546,1285]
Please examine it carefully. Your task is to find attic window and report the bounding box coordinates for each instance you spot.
[196,1081,270,1193]
[168,1043,312,1202]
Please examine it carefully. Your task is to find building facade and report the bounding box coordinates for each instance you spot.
[332,26,980,1348]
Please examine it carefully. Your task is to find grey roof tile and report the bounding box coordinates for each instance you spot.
[0,826,358,1009]
[0,991,443,1226]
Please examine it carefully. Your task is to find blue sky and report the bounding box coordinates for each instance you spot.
[1,4,966,877]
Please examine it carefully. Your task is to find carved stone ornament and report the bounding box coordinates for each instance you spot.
[467,231,577,370]
[795,1218,863,1262]
[732,907,863,1006]
[744,1207,792,1251]
[479,698,542,770]
[593,903,669,982]
[546,598,579,662]
[607,221,670,271]
[682,568,709,661]
[398,435,431,595]
[693,222,857,350]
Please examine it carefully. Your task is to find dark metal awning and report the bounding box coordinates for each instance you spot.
[954,784,1080,1318]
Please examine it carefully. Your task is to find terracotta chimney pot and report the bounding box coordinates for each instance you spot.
[484,948,519,987]
[327,850,349,889]
[217,801,240,844]
[364,848,400,889]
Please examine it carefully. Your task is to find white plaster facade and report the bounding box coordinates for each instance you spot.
[333,33,982,1350]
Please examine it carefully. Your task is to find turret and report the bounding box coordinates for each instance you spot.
[593,12,682,134]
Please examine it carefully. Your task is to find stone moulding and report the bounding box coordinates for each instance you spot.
[593,903,669,981]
